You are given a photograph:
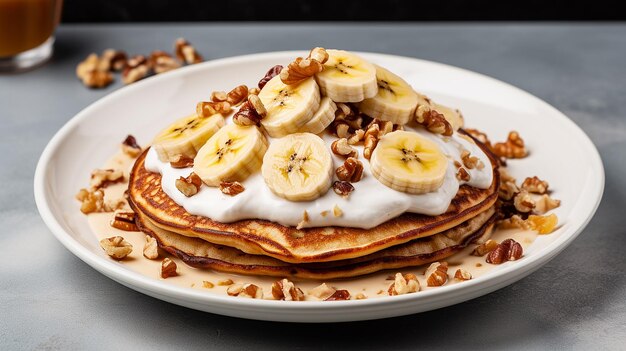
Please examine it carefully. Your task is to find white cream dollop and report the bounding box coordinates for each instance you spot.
[145,124,492,229]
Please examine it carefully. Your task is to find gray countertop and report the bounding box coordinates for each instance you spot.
[1,23,625,350]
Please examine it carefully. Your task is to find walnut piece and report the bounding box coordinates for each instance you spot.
[196,101,232,117]
[149,50,181,74]
[219,181,245,196]
[217,279,234,286]
[122,55,150,84]
[461,150,484,170]
[471,239,499,256]
[100,236,132,260]
[308,283,336,300]
[202,281,214,289]
[76,188,123,214]
[499,169,520,201]
[175,173,202,197]
[226,85,249,106]
[211,91,228,102]
[347,129,365,145]
[160,258,178,278]
[143,235,160,260]
[335,157,364,182]
[363,123,380,160]
[332,180,355,197]
[227,283,263,299]
[388,273,420,295]
[534,194,561,215]
[280,48,328,85]
[121,135,142,157]
[90,168,124,190]
[454,268,472,281]
[170,155,194,168]
[174,38,203,64]
[331,138,358,158]
[258,65,283,89]
[99,49,127,72]
[325,289,351,301]
[513,190,536,213]
[76,53,114,88]
[465,128,493,149]
[425,262,448,287]
[110,210,138,231]
[521,176,549,194]
[271,279,305,301]
[486,239,523,264]
[355,293,367,300]
[456,167,471,182]
[233,100,264,126]
[333,204,343,217]
[493,131,528,159]
[415,109,453,136]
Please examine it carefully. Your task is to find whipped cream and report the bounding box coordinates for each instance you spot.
[145,124,493,229]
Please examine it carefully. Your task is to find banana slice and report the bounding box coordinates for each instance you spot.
[297,96,337,134]
[258,75,321,138]
[370,131,448,194]
[357,65,418,125]
[152,113,225,162]
[315,49,377,103]
[193,124,268,186]
[262,133,333,201]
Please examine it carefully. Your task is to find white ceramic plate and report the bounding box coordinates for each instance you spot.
[34,51,604,322]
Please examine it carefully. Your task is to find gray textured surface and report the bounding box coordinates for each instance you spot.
[1,23,624,350]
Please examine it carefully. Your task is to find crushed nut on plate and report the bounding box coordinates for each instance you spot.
[493,131,527,159]
[100,236,132,260]
[388,273,420,295]
[415,108,453,136]
[486,239,523,264]
[454,268,472,281]
[472,239,499,256]
[196,100,232,117]
[90,168,124,189]
[425,262,449,287]
[331,138,358,158]
[513,189,536,213]
[226,85,249,106]
[174,38,203,64]
[272,279,305,301]
[143,235,160,259]
[227,283,263,299]
[217,279,234,286]
[280,47,328,85]
[160,258,178,278]
[110,210,138,231]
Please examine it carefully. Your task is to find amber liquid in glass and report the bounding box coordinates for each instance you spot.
[0,0,62,58]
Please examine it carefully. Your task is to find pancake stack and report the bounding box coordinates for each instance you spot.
[127,48,501,280]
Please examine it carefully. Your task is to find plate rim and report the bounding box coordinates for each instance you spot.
[34,50,605,322]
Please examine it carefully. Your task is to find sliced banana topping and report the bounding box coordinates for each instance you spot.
[357,65,418,125]
[370,131,448,194]
[152,113,225,163]
[262,133,333,201]
[258,75,321,138]
[297,96,337,135]
[193,124,268,186]
[315,49,378,103]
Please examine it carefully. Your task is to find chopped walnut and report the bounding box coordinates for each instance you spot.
[493,131,527,158]
[76,53,114,88]
[498,215,532,231]
[100,236,132,260]
[211,91,228,102]
[363,123,380,160]
[333,180,355,197]
[76,188,122,214]
[99,49,127,72]
[465,128,493,149]
[280,48,328,85]
[202,281,214,289]
[217,279,234,286]
[521,176,549,194]
[226,85,249,106]
[513,190,536,213]
[174,38,203,64]
[233,100,263,126]
[161,258,178,278]
[415,108,453,136]
[228,283,263,299]
[110,210,138,231]
[456,167,470,182]
[347,129,365,145]
[308,283,336,300]
[122,55,150,84]
[534,194,561,215]
[388,273,420,295]
[271,279,305,301]
[331,138,358,158]
[248,87,260,95]
[325,289,351,301]
[149,51,181,74]
[454,268,472,281]
[499,170,520,201]
[334,122,351,139]
[461,150,483,170]
[258,65,283,89]
[90,169,124,190]
[121,135,142,157]
[425,262,449,287]
[336,157,364,183]
[143,235,159,259]
[486,239,523,264]
[196,100,232,117]
[219,181,245,196]
[175,173,202,197]
[333,204,343,217]
[355,293,367,300]
[335,103,353,119]
[471,239,499,256]
[247,94,267,117]
[170,155,194,168]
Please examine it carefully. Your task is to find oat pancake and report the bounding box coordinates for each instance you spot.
[128,140,499,263]
[135,206,496,279]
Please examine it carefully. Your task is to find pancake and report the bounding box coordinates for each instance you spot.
[128,137,499,263]
[136,205,496,279]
